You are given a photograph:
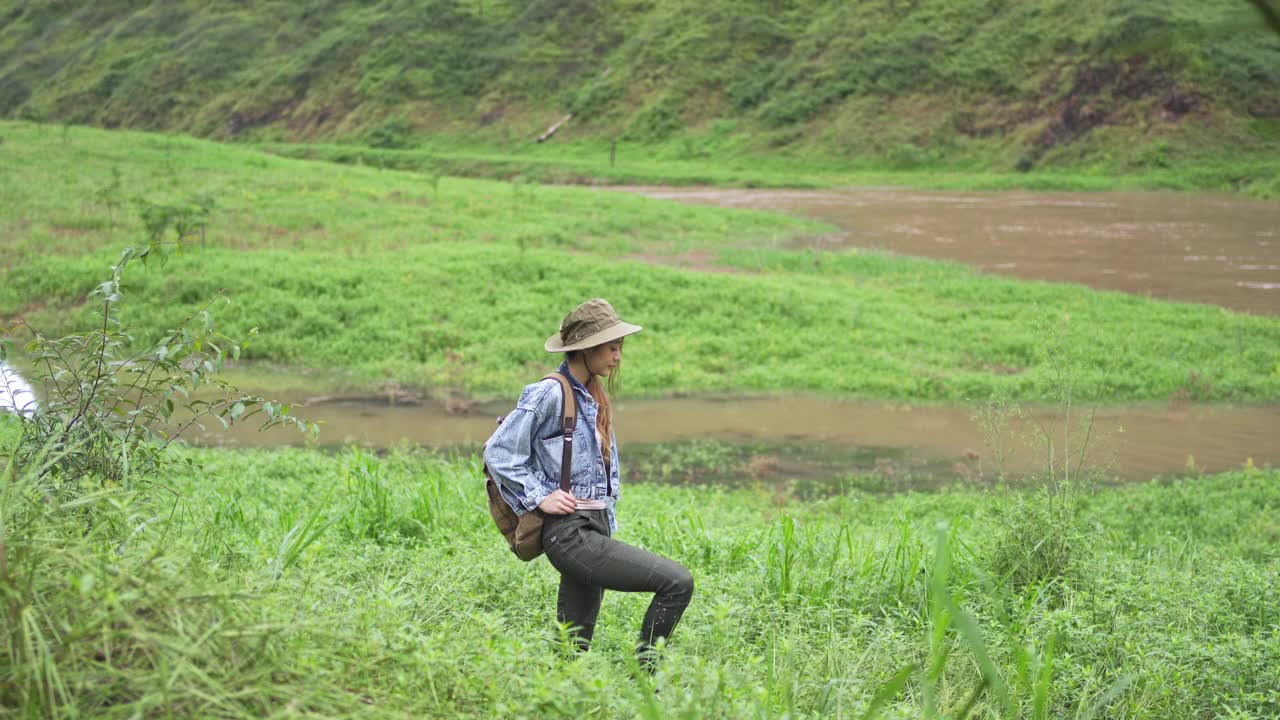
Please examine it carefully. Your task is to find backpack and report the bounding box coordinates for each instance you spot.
[484,372,576,561]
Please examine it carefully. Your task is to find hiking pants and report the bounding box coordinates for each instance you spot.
[541,509,694,658]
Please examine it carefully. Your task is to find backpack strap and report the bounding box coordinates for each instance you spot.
[541,373,576,493]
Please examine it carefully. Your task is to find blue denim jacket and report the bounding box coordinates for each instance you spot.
[483,362,620,531]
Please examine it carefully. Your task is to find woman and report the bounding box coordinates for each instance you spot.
[483,298,694,665]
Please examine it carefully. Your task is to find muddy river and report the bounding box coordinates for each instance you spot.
[619,188,1280,315]
[190,390,1280,482]
[7,357,1270,482]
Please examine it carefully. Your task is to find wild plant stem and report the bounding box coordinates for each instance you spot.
[61,294,114,441]
[1075,405,1098,482]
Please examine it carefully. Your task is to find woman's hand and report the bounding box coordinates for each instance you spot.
[538,489,578,515]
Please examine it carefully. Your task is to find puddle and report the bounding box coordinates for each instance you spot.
[7,356,1273,485]
[191,390,1280,482]
[614,188,1280,315]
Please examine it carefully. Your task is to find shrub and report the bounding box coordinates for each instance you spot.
[988,485,1088,590]
[1,207,313,495]
[365,116,413,149]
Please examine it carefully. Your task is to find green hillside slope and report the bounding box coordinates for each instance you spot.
[0,0,1277,182]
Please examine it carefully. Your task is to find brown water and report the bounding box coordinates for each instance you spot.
[194,391,1280,481]
[619,188,1280,315]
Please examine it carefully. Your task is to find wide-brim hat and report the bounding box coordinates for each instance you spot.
[545,298,642,353]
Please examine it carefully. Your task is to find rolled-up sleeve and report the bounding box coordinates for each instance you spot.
[483,385,555,515]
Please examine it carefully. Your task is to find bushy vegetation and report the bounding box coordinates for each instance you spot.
[3,421,1277,718]
[0,0,1277,190]
[3,122,1278,403]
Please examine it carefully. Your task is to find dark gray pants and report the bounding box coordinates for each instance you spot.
[542,509,694,658]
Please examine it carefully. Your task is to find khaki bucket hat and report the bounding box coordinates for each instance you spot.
[545,298,642,353]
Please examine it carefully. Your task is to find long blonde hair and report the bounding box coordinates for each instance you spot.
[568,351,620,467]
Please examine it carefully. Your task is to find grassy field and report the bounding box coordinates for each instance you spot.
[259,137,1280,197]
[2,118,1278,719]
[3,121,1279,404]
[3,5,1277,715]
[3,410,1277,718]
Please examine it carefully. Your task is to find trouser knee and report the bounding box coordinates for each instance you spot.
[663,564,695,604]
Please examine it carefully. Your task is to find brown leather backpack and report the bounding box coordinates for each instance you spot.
[484,373,575,561]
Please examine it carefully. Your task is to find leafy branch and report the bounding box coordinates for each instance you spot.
[2,204,314,495]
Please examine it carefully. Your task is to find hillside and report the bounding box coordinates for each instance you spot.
[1,0,1277,181]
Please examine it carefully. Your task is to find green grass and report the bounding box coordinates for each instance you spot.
[0,123,819,264]
[3,5,1278,714]
[259,136,1280,197]
[3,121,1279,403]
[3,423,1277,718]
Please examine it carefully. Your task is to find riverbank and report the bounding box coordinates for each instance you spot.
[259,138,1280,198]
[3,122,1279,404]
[2,421,1275,718]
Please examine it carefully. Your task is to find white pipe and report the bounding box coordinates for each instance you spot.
[0,361,37,416]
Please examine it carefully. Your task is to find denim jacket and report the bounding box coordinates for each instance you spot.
[483,362,620,531]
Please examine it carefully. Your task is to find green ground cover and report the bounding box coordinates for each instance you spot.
[3,122,1279,403]
[3,5,1277,715]
[2,0,1277,195]
[3,414,1277,718]
[260,138,1280,197]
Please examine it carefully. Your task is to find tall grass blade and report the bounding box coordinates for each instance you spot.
[1077,673,1136,720]
[859,663,916,720]
[270,487,335,582]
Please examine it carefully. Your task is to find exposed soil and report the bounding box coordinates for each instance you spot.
[623,248,744,273]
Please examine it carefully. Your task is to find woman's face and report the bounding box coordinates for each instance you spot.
[585,339,623,377]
